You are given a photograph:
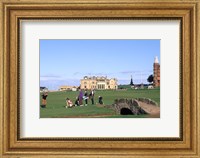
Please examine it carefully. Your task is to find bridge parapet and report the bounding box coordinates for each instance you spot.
[113,99,147,115]
[137,98,158,106]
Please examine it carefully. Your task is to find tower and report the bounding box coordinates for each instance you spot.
[153,56,160,87]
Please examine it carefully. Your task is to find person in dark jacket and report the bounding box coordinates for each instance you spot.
[84,90,88,106]
[74,97,79,106]
[89,89,95,105]
[98,96,103,105]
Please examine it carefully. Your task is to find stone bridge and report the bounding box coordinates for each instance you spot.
[112,98,160,115]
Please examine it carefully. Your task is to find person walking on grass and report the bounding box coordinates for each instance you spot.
[41,92,48,108]
[78,89,83,106]
[83,90,88,106]
[89,89,95,105]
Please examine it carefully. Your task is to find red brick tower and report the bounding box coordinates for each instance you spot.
[153,56,160,87]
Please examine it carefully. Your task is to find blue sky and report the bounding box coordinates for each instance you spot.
[40,39,160,90]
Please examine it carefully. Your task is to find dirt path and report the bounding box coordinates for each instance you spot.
[137,101,160,115]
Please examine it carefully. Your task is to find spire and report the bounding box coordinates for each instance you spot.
[154,56,159,63]
[130,75,134,85]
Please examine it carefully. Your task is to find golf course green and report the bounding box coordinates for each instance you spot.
[40,88,160,118]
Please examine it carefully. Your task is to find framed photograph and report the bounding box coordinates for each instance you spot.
[39,39,161,118]
[0,0,199,157]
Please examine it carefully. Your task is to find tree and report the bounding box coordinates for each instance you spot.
[147,74,154,83]
[130,76,134,85]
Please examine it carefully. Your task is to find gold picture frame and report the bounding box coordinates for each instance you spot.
[0,0,199,157]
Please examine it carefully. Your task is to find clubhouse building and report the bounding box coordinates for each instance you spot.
[80,76,118,90]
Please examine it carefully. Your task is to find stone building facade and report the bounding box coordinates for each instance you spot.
[153,56,160,87]
[80,76,118,90]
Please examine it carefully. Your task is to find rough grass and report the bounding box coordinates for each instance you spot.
[40,88,160,118]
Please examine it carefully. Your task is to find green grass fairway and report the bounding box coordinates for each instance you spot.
[40,88,160,118]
